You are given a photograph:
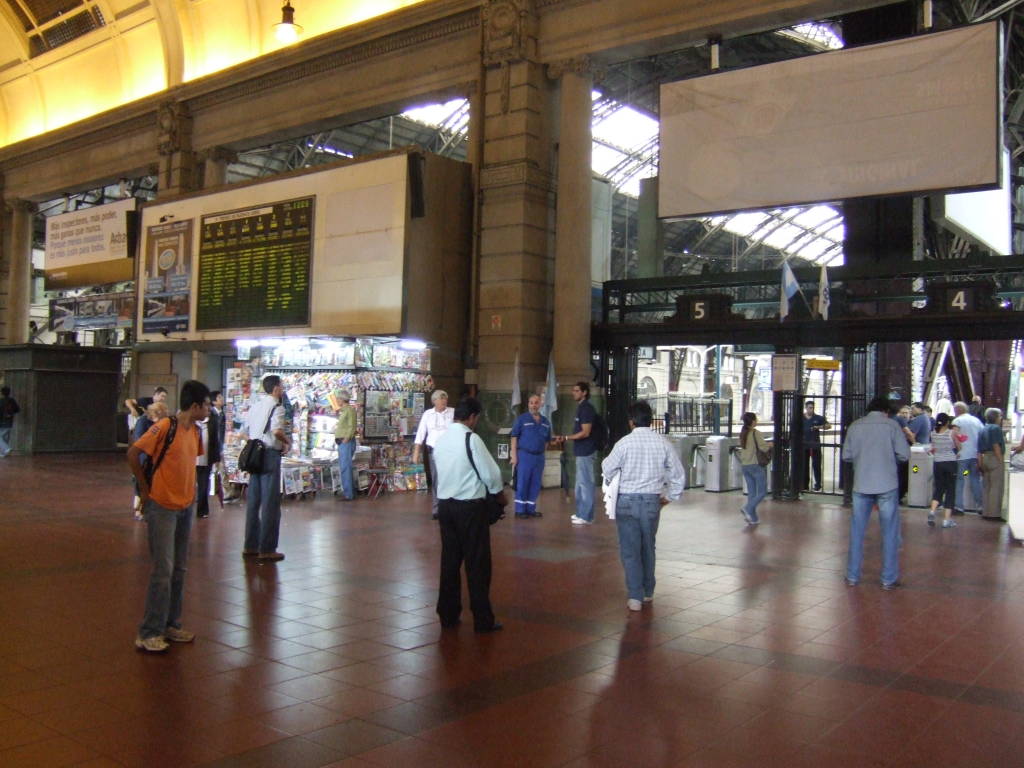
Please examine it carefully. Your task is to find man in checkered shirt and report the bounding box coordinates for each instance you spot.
[602,400,685,612]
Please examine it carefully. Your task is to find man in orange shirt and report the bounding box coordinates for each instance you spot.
[127,380,210,653]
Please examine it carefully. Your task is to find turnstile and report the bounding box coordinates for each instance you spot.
[705,436,741,492]
[907,445,933,508]
[668,435,706,489]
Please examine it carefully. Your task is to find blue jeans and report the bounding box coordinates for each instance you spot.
[955,457,982,510]
[0,426,11,456]
[336,439,355,499]
[615,494,661,600]
[139,499,194,639]
[741,464,767,522]
[575,454,595,521]
[847,489,900,586]
[245,447,283,553]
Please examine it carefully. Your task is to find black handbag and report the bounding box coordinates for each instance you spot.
[465,433,506,524]
[238,406,276,474]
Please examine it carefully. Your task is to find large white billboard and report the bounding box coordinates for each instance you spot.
[44,197,137,288]
[659,23,1002,218]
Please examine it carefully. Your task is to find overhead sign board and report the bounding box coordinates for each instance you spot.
[44,198,137,289]
[659,23,1002,218]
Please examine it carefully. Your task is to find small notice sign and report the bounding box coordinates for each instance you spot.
[772,354,799,392]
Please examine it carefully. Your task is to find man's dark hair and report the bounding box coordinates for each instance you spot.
[0,386,9,397]
[180,380,211,410]
[866,396,894,415]
[262,375,282,395]
[210,390,222,401]
[154,386,168,395]
[454,396,482,422]
[575,381,590,398]
[627,400,653,427]
[912,401,925,410]
[805,400,814,408]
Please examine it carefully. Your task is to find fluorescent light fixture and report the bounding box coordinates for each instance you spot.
[398,339,427,350]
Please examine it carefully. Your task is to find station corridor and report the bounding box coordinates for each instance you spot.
[1,454,1022,767]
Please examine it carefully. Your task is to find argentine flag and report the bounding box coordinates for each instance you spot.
[780,261,800,321]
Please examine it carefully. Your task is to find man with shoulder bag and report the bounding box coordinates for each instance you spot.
[431,397,506,633]
[242,375,291,562]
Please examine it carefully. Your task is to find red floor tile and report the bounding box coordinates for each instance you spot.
[1,453,1023,767]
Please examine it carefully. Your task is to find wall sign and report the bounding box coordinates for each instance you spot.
[771,354,799,392]
[142,219,193,334]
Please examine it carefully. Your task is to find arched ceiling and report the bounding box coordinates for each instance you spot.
[0,0,427,149]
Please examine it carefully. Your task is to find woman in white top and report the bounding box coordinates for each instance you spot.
[413,390,455,519]
[928,412,958,528]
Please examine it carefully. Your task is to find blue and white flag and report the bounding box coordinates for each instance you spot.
[510,349,522,411]
[818,264,830,321]
[541,351,558,422]
[780,260,800,321]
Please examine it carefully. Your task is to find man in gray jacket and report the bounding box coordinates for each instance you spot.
[842,396,910,590]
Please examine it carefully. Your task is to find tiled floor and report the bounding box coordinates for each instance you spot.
[2,453,1023,767]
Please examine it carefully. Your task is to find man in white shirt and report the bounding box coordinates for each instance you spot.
[951,401,984,514]
[432,397,506,633]
[413,389,454,519]
[242,375,291,561]
[601,400,685,611]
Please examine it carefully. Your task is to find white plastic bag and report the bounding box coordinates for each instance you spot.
[1010,452,1024,472]
[603,473,620,519]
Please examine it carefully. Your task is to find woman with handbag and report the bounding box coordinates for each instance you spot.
[738,412,770,525]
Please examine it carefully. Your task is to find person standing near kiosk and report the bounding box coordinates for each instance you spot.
[510,394,552,518]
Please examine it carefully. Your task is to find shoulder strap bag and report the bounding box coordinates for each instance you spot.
[465,432,506,524]
[238,406,276,475]
[144,417,179,486]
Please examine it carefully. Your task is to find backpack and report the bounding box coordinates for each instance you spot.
[590,411,608,451]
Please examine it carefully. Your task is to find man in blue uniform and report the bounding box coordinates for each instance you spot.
[510,394,552,518]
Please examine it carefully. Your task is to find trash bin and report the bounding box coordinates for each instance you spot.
[907,445,933,508]
[705,436,741,492]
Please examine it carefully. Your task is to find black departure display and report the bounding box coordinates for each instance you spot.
[196,197,314,330]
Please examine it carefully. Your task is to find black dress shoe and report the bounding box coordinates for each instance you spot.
[475,622,503,633]
[531,511,543,518]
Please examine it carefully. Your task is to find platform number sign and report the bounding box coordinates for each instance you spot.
[947,287,974,312]
[692,300,707,320]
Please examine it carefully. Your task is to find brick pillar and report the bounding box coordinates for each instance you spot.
[475,0,555,392]
[0,199,35,344]
[550,57,594,385]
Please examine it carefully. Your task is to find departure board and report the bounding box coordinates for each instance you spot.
[196,197,314,330]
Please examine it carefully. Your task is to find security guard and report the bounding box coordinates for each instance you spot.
[510,394,553,518]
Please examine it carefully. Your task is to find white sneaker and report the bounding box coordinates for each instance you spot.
[134,635,169,653]
[627,599,642,611]
[571,517,591,525]
[642,595,654,603]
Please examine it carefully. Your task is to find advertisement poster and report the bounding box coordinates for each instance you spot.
[143,219,193,334]
[44,198,137,289]
[49,292,136,331]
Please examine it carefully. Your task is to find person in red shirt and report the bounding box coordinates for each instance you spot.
[127,380,210,653]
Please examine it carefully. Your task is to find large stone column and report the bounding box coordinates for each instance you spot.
[156,101,198,197]
[1,199,35,345]
[550,57,593,385]
[475,0,555,392]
